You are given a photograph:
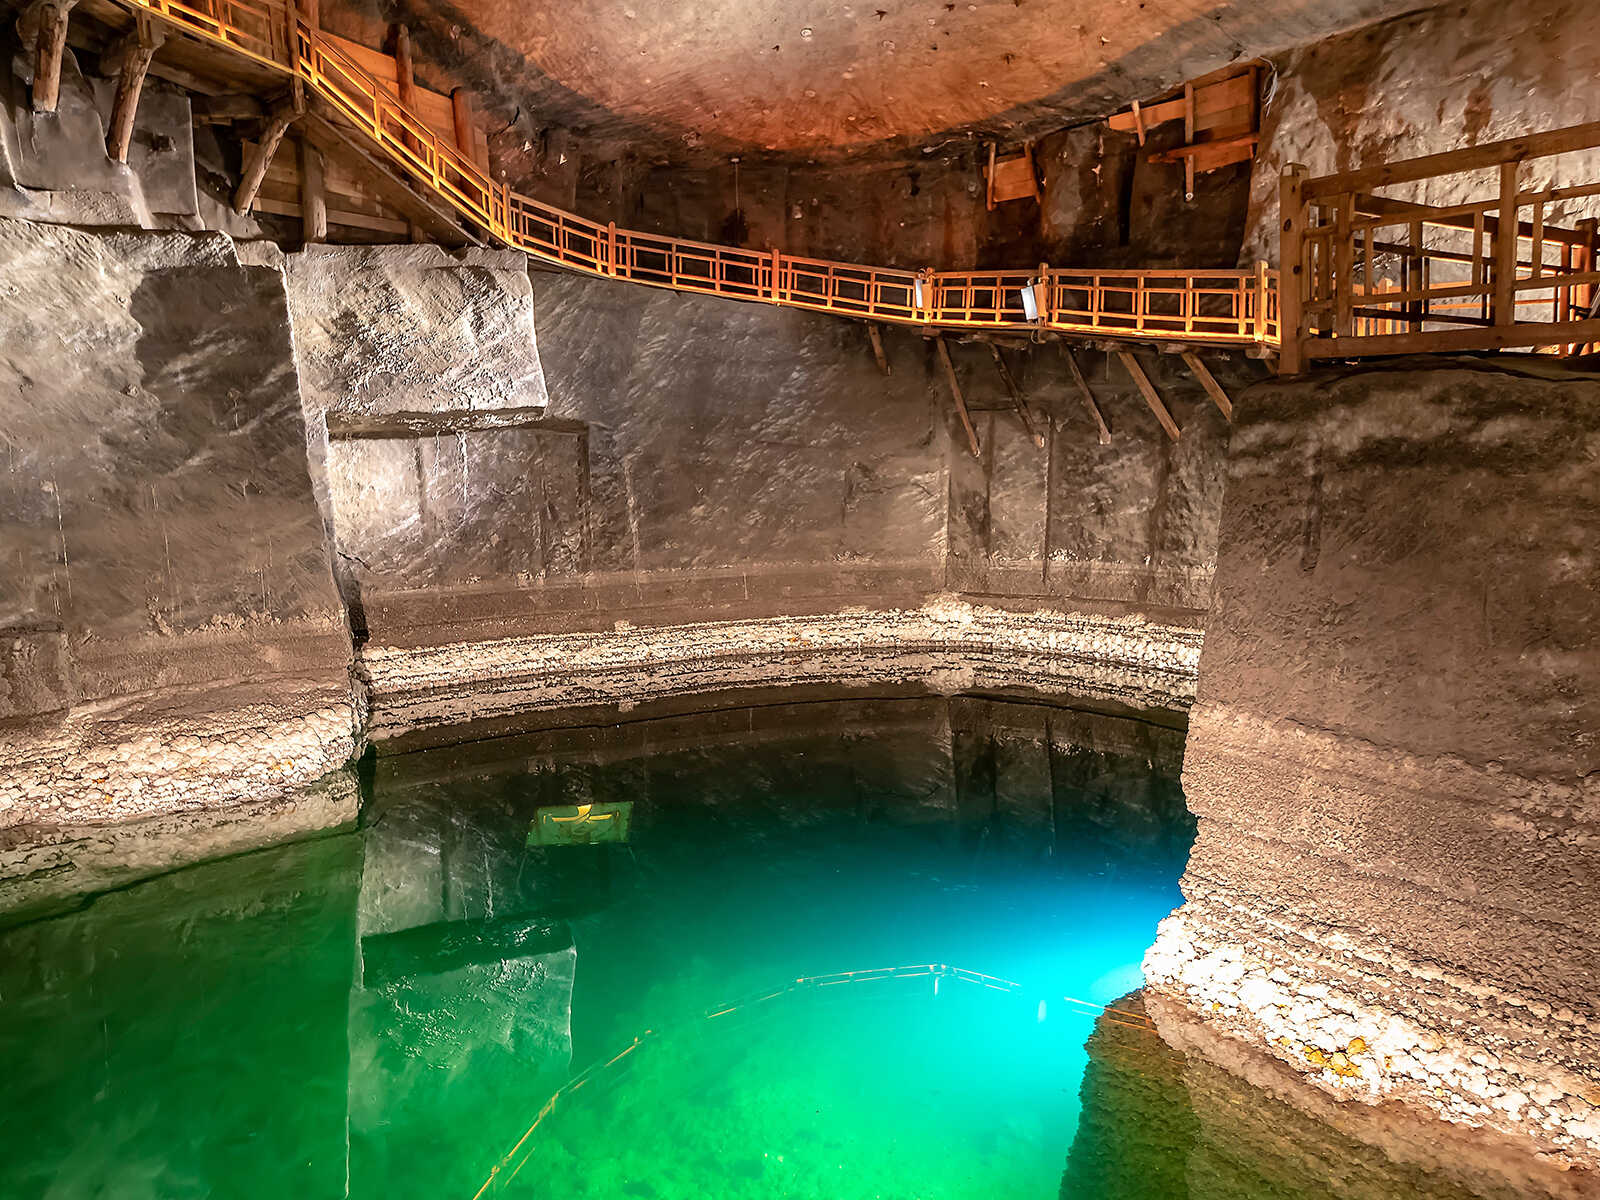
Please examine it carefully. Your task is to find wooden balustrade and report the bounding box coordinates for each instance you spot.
[108,0,1277,351]
[1280,124,1600,371]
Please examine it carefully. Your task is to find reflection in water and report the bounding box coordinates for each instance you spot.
[0,695,1583,1199]
[1064,993,1594,1200]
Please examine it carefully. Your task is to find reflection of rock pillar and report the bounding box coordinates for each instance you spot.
[1060,993,1197,1199]
[348,798,577,1199]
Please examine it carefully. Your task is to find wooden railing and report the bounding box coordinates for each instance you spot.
[1280,124,1600,371]
[116,0,1277,349]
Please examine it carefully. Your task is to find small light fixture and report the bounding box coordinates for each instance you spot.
[1020,283,1039,322]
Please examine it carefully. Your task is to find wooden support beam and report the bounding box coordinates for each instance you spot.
[1117,351,1180,441]
[299,108,477,245]
[1182,81,1196,201]
[1062,347,1112,445]
[1180,351,1233,422]
[103,14,164,163]
[1351,191,1590,249]
[234,102,299,214]
[451,86,488,171]
[392,23,418,108]
[935,336,982,459]
[866,324,891,376]
[1278,163,1309,375]
[1494,160,1520,327]
[1575,217,1598,354]
[1303,316,1600,359]
[22,0,79,114]
[300,137,327,243]
[988,343,1045,448]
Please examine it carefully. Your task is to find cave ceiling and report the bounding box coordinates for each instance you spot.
[382,0,1428,167]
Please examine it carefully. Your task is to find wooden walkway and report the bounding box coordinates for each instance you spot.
[98,0,1280,352]
[74,0,1600,370]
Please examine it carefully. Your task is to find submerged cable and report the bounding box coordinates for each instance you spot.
[469,961,1156,1198]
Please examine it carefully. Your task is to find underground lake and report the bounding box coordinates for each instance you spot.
[0,695,1582,1200]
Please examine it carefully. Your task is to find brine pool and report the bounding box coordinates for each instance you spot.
[0,694,1520,1200]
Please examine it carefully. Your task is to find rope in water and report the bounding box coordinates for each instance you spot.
[469,961,1156,1198]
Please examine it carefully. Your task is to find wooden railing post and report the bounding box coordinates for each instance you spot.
[1252,260,1269,343]
[288,0,312,72]
[769,247,781,303]
[1278,164,1309,374]
[1493,159,1520,326]
[1575,217,1598,354]
[1333,192,1355,337]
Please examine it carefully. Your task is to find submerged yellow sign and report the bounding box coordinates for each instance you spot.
[528,801,633,846]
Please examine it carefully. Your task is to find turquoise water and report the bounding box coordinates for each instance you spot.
[6,695,1524,1199]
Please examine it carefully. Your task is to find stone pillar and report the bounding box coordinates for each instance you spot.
[1146,362,1600,1167]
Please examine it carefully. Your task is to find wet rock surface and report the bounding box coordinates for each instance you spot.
[0,216,353,825]
[1145,360,1600,1167]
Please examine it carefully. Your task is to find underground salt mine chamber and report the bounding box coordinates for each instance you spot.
[1,0,1598,1196]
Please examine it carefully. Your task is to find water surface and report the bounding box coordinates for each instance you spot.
[3,694,1555,1199]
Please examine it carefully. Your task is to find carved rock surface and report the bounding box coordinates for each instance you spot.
[1147,361,1600,1167]
[0,216,352,824]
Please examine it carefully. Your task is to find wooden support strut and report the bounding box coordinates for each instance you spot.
[1117,350,1181,441]
[988,343,1045,448]
[235,101,300,214]
[103,13,164,163]
[1180,351,1233,422]
[23,0,79,114]
[1278,163,1309,375]
[866,324,891,376]
[1063,347,1112,445]
[451,86,487,172]
[391,23,427,243]
[935,336,982,459]
[1494,159,1520,327]
[300,136,327,242]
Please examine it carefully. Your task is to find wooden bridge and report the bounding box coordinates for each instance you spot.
[26,0,1600,372]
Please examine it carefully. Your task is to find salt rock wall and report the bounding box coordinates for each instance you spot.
[284,244,573,637]
[0,216,355,825]
[1145,362,1600,1166]
[1243,0,1600,263]
[285,251,1242,732]
[535,270,1243,623]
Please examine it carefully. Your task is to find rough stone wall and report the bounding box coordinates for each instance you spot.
[278,249,1240,730]
[284,243,560,623]
[1243,0,1600,263]
[1145,362,1600,1167]
[0,216,355,824]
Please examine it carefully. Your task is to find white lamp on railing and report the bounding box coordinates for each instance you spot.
[1020,281,1040,322]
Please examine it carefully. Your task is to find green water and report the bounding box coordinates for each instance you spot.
[1,695,1534,1199]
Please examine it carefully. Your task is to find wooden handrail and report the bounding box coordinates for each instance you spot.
[1281,124,1600,370]
[1303,122,1600,200]
[114,0,1276,349]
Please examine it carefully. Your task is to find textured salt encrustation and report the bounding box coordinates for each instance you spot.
[359,597,1204,738]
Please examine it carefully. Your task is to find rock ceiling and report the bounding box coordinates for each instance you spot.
[398,0,1426,163]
